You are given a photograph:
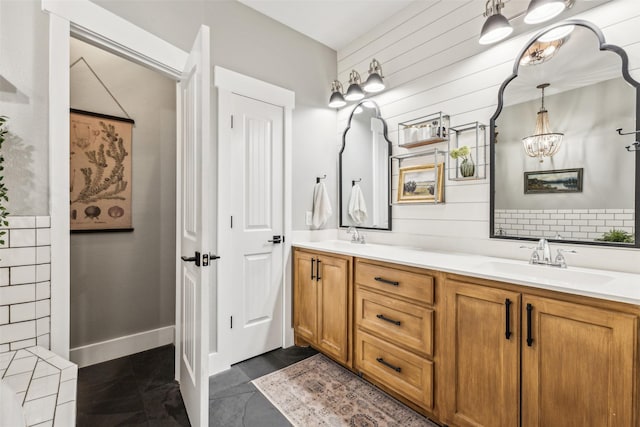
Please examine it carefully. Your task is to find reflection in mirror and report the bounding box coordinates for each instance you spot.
[491,21,639,247]
[339,100,392,230]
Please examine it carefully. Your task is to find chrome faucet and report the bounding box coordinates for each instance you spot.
[347,227,365,244]
[521,238,576,268]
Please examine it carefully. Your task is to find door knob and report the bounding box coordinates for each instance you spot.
[267,235,282,244]
[181,251,201,267]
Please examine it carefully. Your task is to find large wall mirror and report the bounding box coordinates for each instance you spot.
[339,100,392,230]
[490,20,639,247]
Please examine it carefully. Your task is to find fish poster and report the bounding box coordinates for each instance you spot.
[70,109,134,231]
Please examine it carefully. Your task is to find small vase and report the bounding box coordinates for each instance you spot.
[460,156,475,178]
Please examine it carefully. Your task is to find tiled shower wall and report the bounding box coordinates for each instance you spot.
[494,209,635,241]
[0,216,51,353]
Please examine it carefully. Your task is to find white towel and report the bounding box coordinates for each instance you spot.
[348,184,368,225]
[312,182,332,228]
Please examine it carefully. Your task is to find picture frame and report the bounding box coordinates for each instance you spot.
[70,109,135,231]
[524,168,583,194]
[397,163,445,203]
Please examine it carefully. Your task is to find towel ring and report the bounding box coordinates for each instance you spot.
[352,178,362,186]
[316,174,327,184]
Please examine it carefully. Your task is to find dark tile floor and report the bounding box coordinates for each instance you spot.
[77,344,317,427]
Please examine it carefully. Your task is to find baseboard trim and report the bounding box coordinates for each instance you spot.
[70,325,175,368]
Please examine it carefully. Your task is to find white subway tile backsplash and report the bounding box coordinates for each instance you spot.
[0,247,36,268]
[33,360,60,379]
[0,344,8,353]
[4,354,37,375]
[36,317,49,335]
[35,300,49,318]
[565,214,580,219]
[550,214,564,219]
[580,214,597,220]
[36,229,51,246]
[616,214,634,220]
[57,380,76,405]
[0,321,36,345]
[36,216,51,229]
[55,400,76,426]
[0,306,7,325]
[36,246,50,264]
[2,371,32,393]
[588,220,605,226]
[597,214,615,220]
[23,393,56,425]
[0,284,35,305]
[10,265,36,285]
[37,334,50,349]
[9,229,36,248]
[605,209,624,214]
[3,217,36,230]
[0,268,8,286]
[543,220,557,225]
[26,372,60,401]
[36,282,50,301]
[588,209,606,214]
[10,302,36,323]
[36,265,50,283]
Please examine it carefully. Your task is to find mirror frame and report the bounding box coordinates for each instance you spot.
[338,99,393,231]
[489,19,640,248]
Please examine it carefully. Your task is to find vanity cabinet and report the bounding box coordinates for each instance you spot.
[353,259,437,412]
[443,275,638,427]
[293,248,352,366]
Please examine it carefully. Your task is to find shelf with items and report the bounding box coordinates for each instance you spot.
[389,148,446,205]
[448,122,487,181]
[398,112,450,148]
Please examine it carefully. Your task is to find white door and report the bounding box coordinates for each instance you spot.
[228,94,284,364]
[178,25,211,427]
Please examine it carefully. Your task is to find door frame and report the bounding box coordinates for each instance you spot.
[213,67,294,374]
[42,0,187,375]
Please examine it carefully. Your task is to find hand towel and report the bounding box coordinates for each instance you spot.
[348,184,368,225]
[312,182,332,228]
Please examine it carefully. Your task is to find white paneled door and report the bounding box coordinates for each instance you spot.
[228,94,284,364]
[178,25,211,427]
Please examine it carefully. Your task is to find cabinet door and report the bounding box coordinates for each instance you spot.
[444,279,520,427]
[522,295,637,427]
[317,254,350,364]
[293,251,317,343]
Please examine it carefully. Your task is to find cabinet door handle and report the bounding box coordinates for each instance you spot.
[505,298,512,340]
[311,258,315,280]
[526,303,534,347]
[376,357,401,373]
[374,277,399,287]
[316,259,321,281]
[376,314,401,326]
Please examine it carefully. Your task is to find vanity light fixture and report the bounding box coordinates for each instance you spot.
[363,59,385,93]
[328,59,387,108]
[328,80,346,108]
[345,70,365,102]
[479,0,513,45]
[524,0,566,24]
[522,83,564,162]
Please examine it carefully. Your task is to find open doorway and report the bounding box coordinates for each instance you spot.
[69,37,176,367]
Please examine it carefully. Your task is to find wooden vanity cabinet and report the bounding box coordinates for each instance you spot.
[293,248,352,366]
[353,258,438,414]
[444,275,638,427]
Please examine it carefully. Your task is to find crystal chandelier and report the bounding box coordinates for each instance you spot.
[522,83,563,162]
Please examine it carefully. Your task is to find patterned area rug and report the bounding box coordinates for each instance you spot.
[252,353,440,427]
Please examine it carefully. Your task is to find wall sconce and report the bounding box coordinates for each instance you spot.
[479,0,575,45]
[522,83,564,162]
[328,59,386,108]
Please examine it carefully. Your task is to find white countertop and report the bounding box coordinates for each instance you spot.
[293,240,640,306]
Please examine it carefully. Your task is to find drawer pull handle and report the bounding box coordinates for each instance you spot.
[526,303,534,347]
[376,314,401,326]
[376,357,401,373]
[374,277,399,286]
[311,258,315,280]
[505,298,512,340]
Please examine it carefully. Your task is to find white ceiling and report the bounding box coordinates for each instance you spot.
[237,0,415,51]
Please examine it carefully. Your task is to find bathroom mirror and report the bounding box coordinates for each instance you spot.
[490,20,639,247]
[339,100,392,230]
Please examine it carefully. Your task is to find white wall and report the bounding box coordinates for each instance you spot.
[69,38,176,351]
[0,0,49,215]
[335,0,640,273]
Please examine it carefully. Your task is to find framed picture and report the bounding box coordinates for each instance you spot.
[524,168,583,194]
[70,109,134,231]
[397,163,445,203]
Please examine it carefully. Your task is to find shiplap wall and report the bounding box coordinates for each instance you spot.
[335,0,640,273]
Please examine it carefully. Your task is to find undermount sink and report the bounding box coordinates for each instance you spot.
[479,261,615,287]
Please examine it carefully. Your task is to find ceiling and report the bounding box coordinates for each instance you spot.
[237,0,415,51]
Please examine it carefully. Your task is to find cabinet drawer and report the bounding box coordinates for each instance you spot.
[356,260,434,305]
[355,287,433,357]
[355,330,433,410]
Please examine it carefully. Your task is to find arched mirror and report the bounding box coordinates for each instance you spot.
[490,20,639,247]
[339,100,392,230]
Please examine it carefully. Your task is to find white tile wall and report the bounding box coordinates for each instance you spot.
[0,216,51,352]
[495,209,635,241]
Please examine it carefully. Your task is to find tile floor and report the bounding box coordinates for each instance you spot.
[76,344,317,426]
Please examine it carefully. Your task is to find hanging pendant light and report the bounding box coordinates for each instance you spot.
[522,83,564,162]
[479,0,513,45]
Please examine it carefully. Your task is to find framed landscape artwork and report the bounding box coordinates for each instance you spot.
[70,109,134,231]
[397,163,445,203]
[524,168,583,194]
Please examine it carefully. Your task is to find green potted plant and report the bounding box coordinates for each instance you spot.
[596,229,634,243]
[0,116,9,245]
[450,145,475,178]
